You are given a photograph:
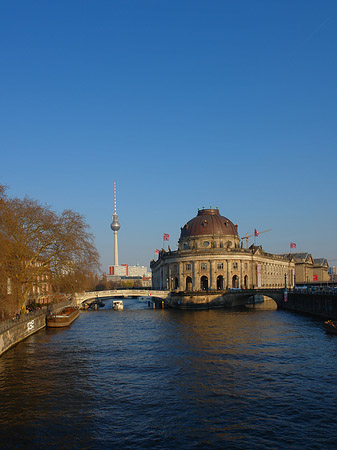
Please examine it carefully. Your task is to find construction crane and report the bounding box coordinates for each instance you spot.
[241,229,272,249]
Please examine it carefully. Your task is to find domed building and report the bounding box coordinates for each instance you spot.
[151,208,295,300]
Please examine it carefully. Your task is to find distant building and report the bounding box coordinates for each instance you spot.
[313,258,329,283]
[105,264,152,287]
[108,264,151,278]
[279,253,329,284]
[109,264,128,277]
[6,260,52,306]
[289,253,314,284]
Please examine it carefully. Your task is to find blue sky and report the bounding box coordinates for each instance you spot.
[1,1,337,271]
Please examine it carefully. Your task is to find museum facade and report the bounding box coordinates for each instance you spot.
[151,208,295,291]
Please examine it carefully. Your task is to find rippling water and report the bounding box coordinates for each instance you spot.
[0,299,337,449]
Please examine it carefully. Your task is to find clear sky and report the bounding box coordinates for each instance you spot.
[1,1,337,272]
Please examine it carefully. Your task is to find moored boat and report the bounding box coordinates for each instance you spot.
[324,320,337,334]
[47,307,80,328]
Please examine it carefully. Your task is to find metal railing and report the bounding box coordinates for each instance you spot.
[0,308,47,334]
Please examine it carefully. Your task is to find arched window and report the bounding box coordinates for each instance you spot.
[186,276,192,291]
[244,275,248,289]
[232,275,239,288]
[174,277,179,289]
[201,276,208,291]
[217,275,224,290]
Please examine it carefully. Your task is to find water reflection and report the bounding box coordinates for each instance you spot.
[0,303,337,449]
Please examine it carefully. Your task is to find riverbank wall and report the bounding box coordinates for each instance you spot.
[0,301,74,357]
[280,293,337,320]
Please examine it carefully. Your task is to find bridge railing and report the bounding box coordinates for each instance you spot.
[75,289,169,303]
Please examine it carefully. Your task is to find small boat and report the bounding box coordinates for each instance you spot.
[46,307,80,328]
[113,300,124,310]
[324,320,337,334]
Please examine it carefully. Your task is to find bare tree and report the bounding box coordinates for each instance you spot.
[0,186,100,315]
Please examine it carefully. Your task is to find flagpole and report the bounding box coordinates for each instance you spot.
[163,233,170,250]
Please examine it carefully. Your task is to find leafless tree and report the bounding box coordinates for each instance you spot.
[0,185,100,315]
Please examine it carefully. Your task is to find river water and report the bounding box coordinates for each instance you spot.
[0,298,337,450]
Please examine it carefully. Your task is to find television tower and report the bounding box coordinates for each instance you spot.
[110,181,121,266]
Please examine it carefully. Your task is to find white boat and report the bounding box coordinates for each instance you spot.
[113,300,124,310]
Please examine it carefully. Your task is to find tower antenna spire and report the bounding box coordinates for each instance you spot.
[114,180,117,214]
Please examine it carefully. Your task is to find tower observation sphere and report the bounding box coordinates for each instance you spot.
[110,214,120,232]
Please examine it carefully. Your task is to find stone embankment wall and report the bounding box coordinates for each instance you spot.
[280,293,337,320]
[167,291,255,309]
[0,300,74,357]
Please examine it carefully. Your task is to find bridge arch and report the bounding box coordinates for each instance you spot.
[226,289,285,308]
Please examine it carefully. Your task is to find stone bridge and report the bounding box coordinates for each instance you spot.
[73,288,337,317]
[74,289,169,306]
[74,288,285,309]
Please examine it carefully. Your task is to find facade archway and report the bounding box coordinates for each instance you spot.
[217,275,224,290]
[244,275,248,289]
[174,277,179,289]
[232,275,239,288]
[186,276,192,291]
[201,276,208,290]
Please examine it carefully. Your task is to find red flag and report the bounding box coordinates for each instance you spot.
[313,275,318,281]
[290,242,296,249]
[163,233,169,241]
[154,249,159,255]
[254,229,259,236]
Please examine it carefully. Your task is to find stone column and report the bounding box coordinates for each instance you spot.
[166,265,171,290]
[252,261,255,289]
[160,267,163,290]
[240,260,243,289]
[179,262,183,291]
[208,259,211,290]
[209,260,216,290]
